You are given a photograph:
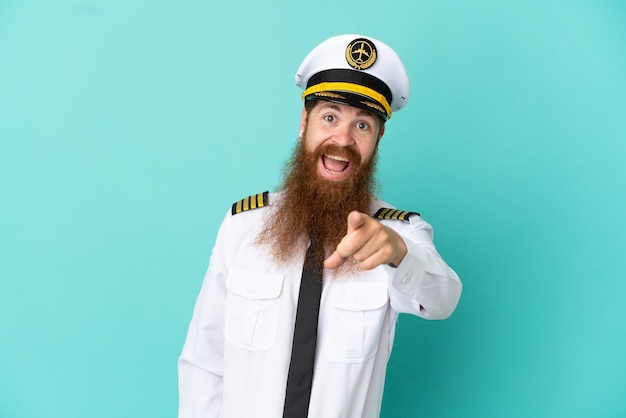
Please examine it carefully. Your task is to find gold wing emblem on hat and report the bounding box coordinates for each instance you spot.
[345,38,377,70]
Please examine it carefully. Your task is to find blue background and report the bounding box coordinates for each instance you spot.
[1,1,625,417]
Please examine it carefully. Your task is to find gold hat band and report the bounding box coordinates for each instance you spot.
[302,82,393,119]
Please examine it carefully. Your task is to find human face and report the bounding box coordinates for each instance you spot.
[300,101,385,182]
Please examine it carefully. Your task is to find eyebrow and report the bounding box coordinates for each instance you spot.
[356,109,376,118]
[321,103,377,119]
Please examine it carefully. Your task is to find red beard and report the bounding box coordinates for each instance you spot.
[256,138,378,273]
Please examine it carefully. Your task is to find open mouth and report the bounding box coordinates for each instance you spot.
[322,154,350,174]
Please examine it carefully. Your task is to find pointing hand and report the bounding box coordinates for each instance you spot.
[324,211,407,270]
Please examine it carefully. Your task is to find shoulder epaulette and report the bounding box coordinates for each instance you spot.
[374,207,419,222]
[231,191,269,215]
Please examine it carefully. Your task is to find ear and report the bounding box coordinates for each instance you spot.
[299,106,308,138]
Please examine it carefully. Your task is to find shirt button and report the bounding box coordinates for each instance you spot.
[401,275,412,284]
[351,295,360,303]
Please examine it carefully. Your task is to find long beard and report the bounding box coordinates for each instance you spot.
[256,138,378,274]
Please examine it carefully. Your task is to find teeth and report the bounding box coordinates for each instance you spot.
[326,154,349,162]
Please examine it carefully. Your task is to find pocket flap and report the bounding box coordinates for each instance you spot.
[227,269,285,300]
[330,280,388,311]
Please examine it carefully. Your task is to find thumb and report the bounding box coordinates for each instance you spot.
[324,250,346,269]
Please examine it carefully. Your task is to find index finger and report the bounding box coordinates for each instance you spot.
[346,211,366,234]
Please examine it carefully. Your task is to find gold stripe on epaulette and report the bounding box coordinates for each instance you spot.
[232,191,269,215]
[373,207,419,222]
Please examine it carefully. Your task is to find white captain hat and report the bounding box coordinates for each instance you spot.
[295,34,410,120]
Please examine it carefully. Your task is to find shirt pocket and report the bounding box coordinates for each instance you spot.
[225,268,285,351]
[324,281,389,363]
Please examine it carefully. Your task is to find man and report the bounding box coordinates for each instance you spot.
[178,34,462,418]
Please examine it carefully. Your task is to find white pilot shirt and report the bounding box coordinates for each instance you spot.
[178,193,462,418]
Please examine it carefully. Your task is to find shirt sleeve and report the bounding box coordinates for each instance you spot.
[178,212,231,418]
[382,214,462,319]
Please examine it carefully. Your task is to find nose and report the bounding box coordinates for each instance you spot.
[332,123,355,147]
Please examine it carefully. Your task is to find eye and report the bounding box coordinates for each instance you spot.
[356,121,369,130]
[324,114,335,123]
